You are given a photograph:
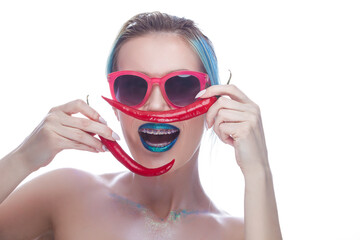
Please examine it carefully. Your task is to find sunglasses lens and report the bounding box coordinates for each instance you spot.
[165,74,201,107]
[113,75,148,106]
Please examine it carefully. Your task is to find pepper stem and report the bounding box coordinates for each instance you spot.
[226,69,232,85]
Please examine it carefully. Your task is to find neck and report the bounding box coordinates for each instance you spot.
[119,148,211,220]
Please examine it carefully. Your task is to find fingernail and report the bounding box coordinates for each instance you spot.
[99,116,107,125]
[205,121,209,130]
[102,144,108,152]
[195,89,206,99]
[112,131,121,141]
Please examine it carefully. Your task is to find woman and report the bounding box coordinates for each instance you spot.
[0,12,282,239]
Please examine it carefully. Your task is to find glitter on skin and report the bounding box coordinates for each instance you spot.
[109,193,209,220]
[109,192,210,238]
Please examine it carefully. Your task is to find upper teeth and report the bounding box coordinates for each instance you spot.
[139,128,178,135]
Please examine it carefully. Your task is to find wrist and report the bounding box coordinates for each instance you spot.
[242,163,272,183]
[11,147,38,175]
[0,148,35,204]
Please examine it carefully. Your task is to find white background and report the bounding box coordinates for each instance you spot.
[1,0,360,239]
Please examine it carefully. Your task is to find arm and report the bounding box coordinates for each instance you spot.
[243,167,282,239]
[0,99,116,239]
[0,163,55,239]
[0,99,115,204]
[0,149,33,205]
[0,166,94,239]
[199,84,282,240]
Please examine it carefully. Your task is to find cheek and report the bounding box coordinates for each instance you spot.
[177,116,205,154]
[119,112,139,144]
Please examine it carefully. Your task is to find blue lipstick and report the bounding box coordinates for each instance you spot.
[138,123,180,152]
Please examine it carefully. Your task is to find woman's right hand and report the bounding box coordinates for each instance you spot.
[15,99,120,172]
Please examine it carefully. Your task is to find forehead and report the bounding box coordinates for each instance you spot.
[115,32,203,77]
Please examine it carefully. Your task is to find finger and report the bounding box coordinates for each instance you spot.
[85,131,96,137]
[217,122,242,146]
[206,96,256,127]
[57,134,100,153]
[214,112,264,148]
[197,84,254,104]
[212,109,254,139]
[56,111,117,141]
[212,107,254,129]
[50,99,102,122]
[52,123,105,152]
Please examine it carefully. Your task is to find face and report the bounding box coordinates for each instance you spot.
[113,32,206,172]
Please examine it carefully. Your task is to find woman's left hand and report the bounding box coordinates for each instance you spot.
[197,84,269,176]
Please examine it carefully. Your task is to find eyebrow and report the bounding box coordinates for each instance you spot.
[139,69,189,76]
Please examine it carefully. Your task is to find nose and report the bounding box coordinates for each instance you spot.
[140,84,171,111]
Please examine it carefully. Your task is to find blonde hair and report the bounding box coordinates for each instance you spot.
[106,11,219,85]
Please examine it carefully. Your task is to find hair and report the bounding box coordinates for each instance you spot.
[106,11,220,86]
[107,11,220,157]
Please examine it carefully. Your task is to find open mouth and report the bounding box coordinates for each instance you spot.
[138,123,180,152]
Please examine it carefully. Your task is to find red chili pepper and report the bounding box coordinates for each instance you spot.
[99,136,175,177]
[87,96,175,177]
[97,95,217,177]
[101,96,218,123]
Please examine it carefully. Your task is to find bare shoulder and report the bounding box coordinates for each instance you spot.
[0,168,99,239]
[18,168,107,202]
[216,213,245,240]
[3,167,97,204]
[97,170,128,185]
[43,168,127,193]
[225,216,245,240]
[97,170,121,181]
[35,167,102,189]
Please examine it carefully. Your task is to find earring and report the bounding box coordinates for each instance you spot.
[226,69,232,85]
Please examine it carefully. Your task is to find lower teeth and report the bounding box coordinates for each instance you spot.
[147,141,172,148]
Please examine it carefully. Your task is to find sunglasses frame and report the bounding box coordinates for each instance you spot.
[108,70,211,109]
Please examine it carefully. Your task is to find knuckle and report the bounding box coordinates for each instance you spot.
[92,112,100,121]
[217,116,225,126]
[205,115,210,123]
[229,84,238,91]
[102,127,113,139]
[205,86,213,94]
[72,142,84,150]
[96,142,103,150]
[74,99,86,108]
[73,130,85,142]
[218,108,226,116]
[218,123,225,132]
[253,103,261,114]
[48,106,59,113]
[91,111,100,122]
[92,138,102,150]
[218,96,227,104]
[44,113,58,125]
[79,118,91,128]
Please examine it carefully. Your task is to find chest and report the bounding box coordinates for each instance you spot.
[51,192,224,240]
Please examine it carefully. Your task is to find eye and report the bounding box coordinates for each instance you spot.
[165,75,201,107]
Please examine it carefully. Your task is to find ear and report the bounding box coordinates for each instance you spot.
[112,107,120,121]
